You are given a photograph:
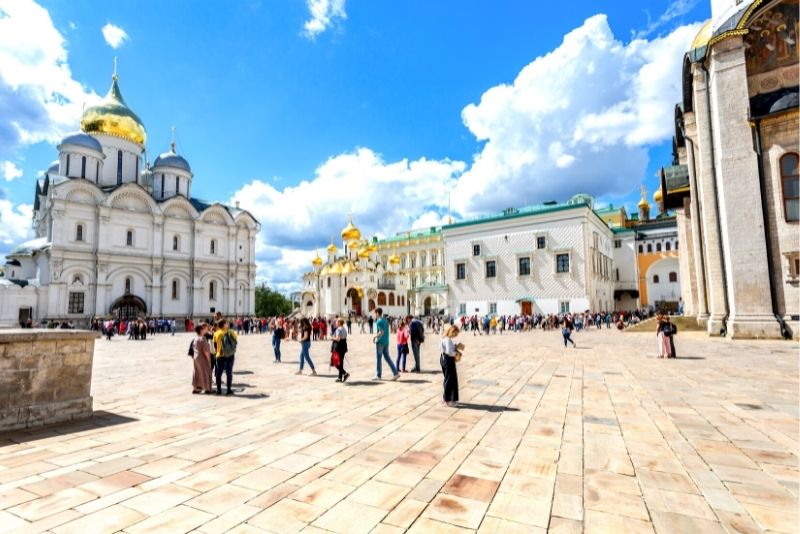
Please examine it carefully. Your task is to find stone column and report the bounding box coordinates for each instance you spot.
[683,113,710,327]
[675,205,697,318]
[708,38,780,338]
[691,64,728,335]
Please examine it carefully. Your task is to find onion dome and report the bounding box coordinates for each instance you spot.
[311,252,323,266]
[330,262,344,274]
[367,242,378,253]
[326,242,338,254]
[59,132,103,153]
[153,142,191,173]
[357,246,370,259]
[341,217,361,241]
[389,254,400,265]
[81,72,146,146]
[47,160,59,174]
[342,261,357,274]
[691,19,712,51]
[653,188,663,204]
[638,198,651,210]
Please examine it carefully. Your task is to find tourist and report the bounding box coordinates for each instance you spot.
[346,315,352,334]
[332,318,349,383]
[191,323,213,394]
[368,315,374,334]
[656,313,672,358]
[408,315,425,372]
[296,317,316,375]
[372,308,400,381]
[272,319,284,363]
[213,319,238,395]
[440,325,461,406]
[171,319,177,336]
[665,316,677,358]
[395,319,409,372]
[562,315,576,348]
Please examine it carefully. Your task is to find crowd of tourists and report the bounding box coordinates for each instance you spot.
[457,308,655,335]
[91,317,180,340]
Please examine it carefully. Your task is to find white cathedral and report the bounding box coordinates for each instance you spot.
[0,69,259,327]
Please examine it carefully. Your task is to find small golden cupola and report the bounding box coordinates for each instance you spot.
[638,185,651,221]
[326,242,338,254]
[341,217,361,242]
[311,251,323,267]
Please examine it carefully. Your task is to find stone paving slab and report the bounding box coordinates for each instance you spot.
[0,328,798,533]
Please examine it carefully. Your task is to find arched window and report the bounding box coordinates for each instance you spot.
[666,242,671,251]
[95,161,99,183]
[669,272,678,283]
[647,244,652,253]
[210,239,216,255]
[378,292,386,306]
[125,277,132,294]
[160,174,165,198]
[653,274,660,284]
[175,176,179,195]
[126,229,133,246]
[76,224,84,242]
[638,244,643,253]
[173,235,179,251]
[781,153,799,222]
[72,275,83,285]
[117,150,123,185]
[656,243,662,252]
[66,154,71,175]
[389,293,395,306]
[81,156,86,179]
[209,281,216,301]
[172,279,179,300]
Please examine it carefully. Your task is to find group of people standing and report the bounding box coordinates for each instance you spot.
[190,314,239,396]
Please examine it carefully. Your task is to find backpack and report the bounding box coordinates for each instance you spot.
[220,331,237,357]
[188,339,194,358]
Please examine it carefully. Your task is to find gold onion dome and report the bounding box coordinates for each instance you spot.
[341,218,361,242]
[691,19,713,50]
[326,242,338,253]
[638,198,651,209]
[330,262,344,274]
[81,73,146,146]
[653,188,663,203]
[357,247,370,259]
[389,254,400,265]
[311,252,323,266]
[367,242,378,253]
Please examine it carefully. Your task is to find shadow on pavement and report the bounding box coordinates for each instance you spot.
[1,411,138,442]
[456,403,520,412]
[345,381,382,386]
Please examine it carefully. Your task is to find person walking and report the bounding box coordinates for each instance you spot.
[191,323,213,394]
[297,317,317,375]
[440,325,461,406]
[395,319,410,372]
[562,315,576,348]
[408,315,425,373]
[171,318,177,336]
[346,316,352,335]
[332,318,349,383]
[212,319,238,396]
[372,308,400,381]
[272,319,284,363]
[368,315,374,334]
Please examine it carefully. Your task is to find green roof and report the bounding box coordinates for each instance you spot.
[378,226,441,244]
[443,201,602,231]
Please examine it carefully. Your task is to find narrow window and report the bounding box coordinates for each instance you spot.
[66,154,71,176]
[669,272,678,283]
[459,303,466,315]
[125,277,132,294]
[95,161,99,183]
[536,236,546,249]
[126,230,133,246]
[653,275,660,284]
[556,253,570,273]
[656,243,662,252]
[485,260,496,278]
[781,153,799,222]
[172,279,179,300]
[647,244,652,253]
[175,175,179,195]
[117,150,122,184]
[76,224,84,242]
[327,277,331,288]
[472,244,481,256]
[173,235,179,251]
[161,174,165,198]
[209,281,216,300]
[210,239,216,255]
[456,263,466,280]
[638,244,643,253]
[81,156,86,179]
[666,242,671,251]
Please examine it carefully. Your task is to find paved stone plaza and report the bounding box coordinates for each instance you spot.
[0,328,798,533]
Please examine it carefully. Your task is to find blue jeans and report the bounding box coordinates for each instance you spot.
[300,340,315,371]
[375,343,398,378]
[410,341,421,371]
[272,336,281,361]
[215,355,234,392]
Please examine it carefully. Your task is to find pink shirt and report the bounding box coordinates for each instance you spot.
[397,327,409,345]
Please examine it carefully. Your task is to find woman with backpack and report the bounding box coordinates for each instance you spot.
[212,319,238,395]
[296,317,317,376]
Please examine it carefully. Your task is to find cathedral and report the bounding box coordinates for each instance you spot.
[0,68,259,327]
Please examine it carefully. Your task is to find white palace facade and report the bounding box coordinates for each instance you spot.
[0,69,259,327]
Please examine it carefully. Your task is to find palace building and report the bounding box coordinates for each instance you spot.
[662,0,798,338]
[0,68,259,327]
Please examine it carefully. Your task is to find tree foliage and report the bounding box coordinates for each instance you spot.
[254,284,292,317]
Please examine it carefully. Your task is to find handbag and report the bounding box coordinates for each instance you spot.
[331,351,340,367]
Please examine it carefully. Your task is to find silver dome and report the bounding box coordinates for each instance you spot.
[47,160,59,174]
[153,149,191,173]
[59,132,103,153]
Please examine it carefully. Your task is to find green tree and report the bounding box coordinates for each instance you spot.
[254,284,292,317]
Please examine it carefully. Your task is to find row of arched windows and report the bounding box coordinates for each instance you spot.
[376,292,405,307]
[122,276,218,301]
[652,272,678,284]
[638,241,678,254]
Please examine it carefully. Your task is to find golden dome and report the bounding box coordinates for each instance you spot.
[326,243,338,253]
[389,254,400,265]
[80,74,146,146]
[357,247,370,259]
[691,19,713,50]
[367,243,378,253]
[330,262,344,274]
[341,218,361,242]
[320,264,331,275]
[638,198,651,209]
[653,188,663,203]
[342,261,358,274]
[311,252,323,266]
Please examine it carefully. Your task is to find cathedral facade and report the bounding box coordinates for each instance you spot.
[0,70,259,327]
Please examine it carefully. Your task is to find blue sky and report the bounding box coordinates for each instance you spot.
[0,0,709,290]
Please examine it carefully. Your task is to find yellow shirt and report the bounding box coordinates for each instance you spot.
[213,327,238,358]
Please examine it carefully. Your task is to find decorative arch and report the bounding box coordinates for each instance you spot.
[200,204,234,225]
[56,180,105,205]
[106,184,160,214]
[388,292,395,306]
[681,55,693,113]
[234,211,259,230]
[161,196,199,219]
[377,292,386,306]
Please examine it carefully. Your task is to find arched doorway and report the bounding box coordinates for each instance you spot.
[111,294,147,321]
[368,299,376,313]
[424,296,432,316]
[347,288,362,316]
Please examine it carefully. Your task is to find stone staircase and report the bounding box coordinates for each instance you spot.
[623,315,706,333]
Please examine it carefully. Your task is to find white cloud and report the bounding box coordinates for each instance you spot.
[635,0,699,39]
[101,22,128,49]
[0,200,33,247]
[1,161,22,181]
[303,0,346,40]
[0,0,100,161]
[453,15,699,215]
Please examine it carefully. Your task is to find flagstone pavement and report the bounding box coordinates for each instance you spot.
[1,327,798,533]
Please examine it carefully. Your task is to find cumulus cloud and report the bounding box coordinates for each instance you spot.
[0,200,33,249]
[635,0,699,39]
[303,0,346,40]
[453,15,699,215]
[0,0,100,162]
[101,22,128,49]
[1,161,22,181]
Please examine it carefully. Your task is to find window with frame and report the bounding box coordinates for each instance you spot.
[68,292,84,314]
[647,244,652,253]
[172,279,179,300]
[615,268,620,281]
[781,153,799,222]
[614,239,621,248]
[209,281,216,301]
[459,303,466,315]
[668,272,677,283]
[518,256,531,276]
[172,235,179,251]
[431,253,437,266]
[81,156,86,179]
[410,256,416,268]
[556,253,570,273]
[536,236,546,249]
[420,254,426,267]
[638,244,643,253]
[126,230,133,247]
[125,277,132,294]
[656,243,662,252]
[489,302,497,314]
[327,277,331,288]
[210,239,216,255]
[653,274,660,283]
[66,154,71,175]
[666,242,671,251]
[456,262,466,280]
[76,224,84,242]
[559,301,570,314]
[485,260,496,278]
[472,244,481,256]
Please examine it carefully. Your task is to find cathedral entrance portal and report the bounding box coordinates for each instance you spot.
[423,296,432,316]
[347,288,362,316]
[111,295,147,321]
